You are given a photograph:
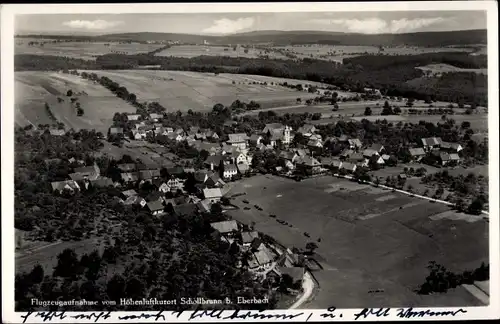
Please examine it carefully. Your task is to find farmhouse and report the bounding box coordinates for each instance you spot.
[147,200,165,216]
[249,245,275,270]
[340,162,357,173]
[262,123,285,134]
[132,129,147,140]
[297,124,317,137]
[166,177,182,191]
[210,220,239,237]
[51,180,80,194]
[296,156,321,175]
[73,164,100,181]
[440,142,463,153]
[307,139,323,148]
[369,143,385,153]
[421,137,443,150]
[363,148,380,158]
[440,152,461,166]
[249,134,263,146]
[223,164,238,179]
[126,114,141,121]
[241,231,259,246]
[409,148,426,162]
[347,138,363,150]
[203,188,223,203]
[205,173,225,188]
[123,195,147,207]
[227,133,249,150]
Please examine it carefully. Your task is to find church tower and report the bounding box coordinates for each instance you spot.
[283,125,292,145]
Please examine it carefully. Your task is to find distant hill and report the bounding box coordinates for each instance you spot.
[16,29,487,47]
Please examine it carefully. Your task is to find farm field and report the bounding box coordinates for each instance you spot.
[416,63,487,75]
[15,71,137,133]
[154,45,289,59]
[96,140,176,168]
[15,41,165,61]
[82,70,328,111]
[273,45,475,62]
[226,174,489,308]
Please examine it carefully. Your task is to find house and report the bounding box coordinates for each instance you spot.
[73,164,100,181]
[51,180,80,193]
[147,200,165,216]
[121,189,138,199]
[132,129,147,140]
[204,155,225,171]
[48,128,66,136]
[237,163,250,175]
[167,167,184,178]
[409,148,426,162]
[309,134,322,142]
[347,138,363,150]
[194,171,209,183]
[203,188,223,203]
[227,133,249,150]
[279,151,299,164]
[158,182,170,193]
[297,124,317,137]
[381,154,391,162]
[165,127,174,134]
[369,143,385,153]
[123,195,147,207]
[223,164,238,179]
[340,149,354,160]
[205,173,225,188]
[307,139,323,148]
[230,151,248,165]
[89,177,114,188]
[249,134,263,146]
[210,220,239,236]
[440,152,461,166]
[262,123,285,134]
[440,142,463,153]
[149,113,162,121]
[197,199,212,213]
[265,126,293,147]
[340,162,357,173]
[127,114,141,121]
[205,130,219,140]
[121,172,139,183]
[295,155,321,175]
[362,149,380,158]
[166,177,182,192]
[167,132,184,142]
[109,127,124,136]
[367,155,385,166]
[398,173,407,180]
[195,132,207,140]
[117,163,136,172]
[347,153,365,164]
[174,128,185,135]
[295,149,307,157]
[138,169,161,181]
[276,266,304,286]
[421,137,443,150]
[173,203,199,217]
[249,245,275,269]
[241,231,259,246]
[331,159,343,170]
[146,191,165,203]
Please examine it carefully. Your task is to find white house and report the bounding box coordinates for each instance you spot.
[227,133,249,150]
[127,114,141,121]
[223,164,238,179]
[203,188,223,203]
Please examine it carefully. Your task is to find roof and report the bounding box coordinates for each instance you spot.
[370,143,384,152]
[122,189,138,197]
[409,148,426,156]
[295,149,307,157]
[422,137,443,147]
[224,164,238,172]
[341,162,356,170]
[149,113,162,119]
[279,151,296,160]
[341,149,354,157]
[117,163,136,172]
[253,246,274,265]
[270,129,284,141]
[241,231,259,244]
[263,123,285,132]
[173,203,198,216]
[124,195,145,205]
[51,180,80,191]
[194,171,208,182]
[90,177,113,187]
[146,191,164,202]
[381,154,391,160]
[167,166,184,176]
[197,199,212,213]
[74,165,99,174]
[147,200,164,212]
[298,124,316,134]
[205,155,224,166]
[441,142,462,150]
[227,133,249,143]
[348,153,365,162]
[126,114,141,120]
[210,220,238,234]
[348,138,363,147]
[296,156,320,167]
[237,163,250,173]
[449,153,461,160]
[337,134,349,142]
[362,149,378,158]
[307,139,322,147]
[139,169,161,180]
[49,129,66,136]
[440,152,461,161]
[121,172,139,182]
[277,266,304,282]
[203,188,223,199]
[69,172,87,181]
[249,134,263,142]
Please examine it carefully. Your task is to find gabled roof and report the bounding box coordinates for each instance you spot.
[90,177,113,187]
[167,166,184,176]
[279,151,296,160]
[241,231,259,244]
[348,153,365,162]
[341,162,356,170]
[409,148,426,156]
[348,138,363,147]
[121,172,139,182]
[139,169,161,180]
[237,163,250,173]
[204,155,224,166]
[341,149,354,157]
[197,199,212,213]
[249,134,263,142]
[51,180,80,191]
[307,139,322,147]
[224,164,238,172]
[146,191,164,202]
[297,124,316,134]
[109,127,123,134]
[173,203,198,216]
[194,171,208,183]
[296,156,321,167]
[263,123,285,133]
[147,200,164,212]
[277,266,304,282]
[227,133,249,143]
[253,246,274,265]
[149,113,162,119]
[362,149,378,158]
[117,163,136,172]
[122,189,138,197]
[74,165,99,174]
[370,143,384,152]
[203,188,223,199]
[441,142,462,150]
[422,137,443,147]
[124,195,145,205]
[49,128,66,136]
[440,152,461,161]
[211,220,238,234]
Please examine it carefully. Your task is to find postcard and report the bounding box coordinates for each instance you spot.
[1,1,499,322]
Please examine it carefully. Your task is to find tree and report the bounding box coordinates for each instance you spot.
[107,274,126,301]
[467,198,484,215]
[53,248,80,278]
[30,264,45,284]
[333,103,339,111]
[455,198,466,212]
[66,89,73,97]
[364,107,372,116]
[393,106,402,114]
[305,242,318,254]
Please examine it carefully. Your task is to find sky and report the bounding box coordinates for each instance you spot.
[15,11,487,35]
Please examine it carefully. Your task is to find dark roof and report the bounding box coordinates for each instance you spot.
[204,155,224,166]
[117,163,136,172]
[194,171,208,183]
[173,203,198,216]
[370,143,384,152]
[278,266,304,282]
[422,137,443,147]
[409,148,426,156]
[147,200,164,212]
[211,220,239,234]
[167,166,184,176]
[90,177,113,187]
[241,231,259,244]
[146,191,163,202]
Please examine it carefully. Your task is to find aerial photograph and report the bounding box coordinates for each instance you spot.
[12,9,490,312]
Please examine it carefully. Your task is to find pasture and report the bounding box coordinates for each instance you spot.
[15,40,165,61]
[15,71,136,133]
[416,64,487,75]
[83,70,327,111]
[226,174,489,308]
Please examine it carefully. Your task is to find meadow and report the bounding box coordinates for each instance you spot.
[416,63,488,75]
[15,40,165,61]
[154,45,289,59]
[226,174,489,308]
[15,71,136,133]
[83,70,327,111]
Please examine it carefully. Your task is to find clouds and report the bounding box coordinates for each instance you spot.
[202,17,255,34]
[310,17,447,34]
[62,20,124,30]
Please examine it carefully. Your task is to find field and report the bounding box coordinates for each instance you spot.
[15,40,165,61]
[416,64,487,75]
[226,174,489,308]
[82,70,327,111]
[15,71,137,133]
[273,45,475,62]
[154,45,289,59]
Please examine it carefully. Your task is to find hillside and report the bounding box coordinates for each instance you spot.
[16,29,488,47]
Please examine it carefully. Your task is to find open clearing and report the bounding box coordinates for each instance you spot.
[15,41,165,61]
[155,45,288,59]
[15,71,136,132]
[416,64,487,75]
[83,70,327,111]
[227,174,489,308]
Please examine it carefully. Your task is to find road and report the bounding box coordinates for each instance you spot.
[289,271,315,309]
